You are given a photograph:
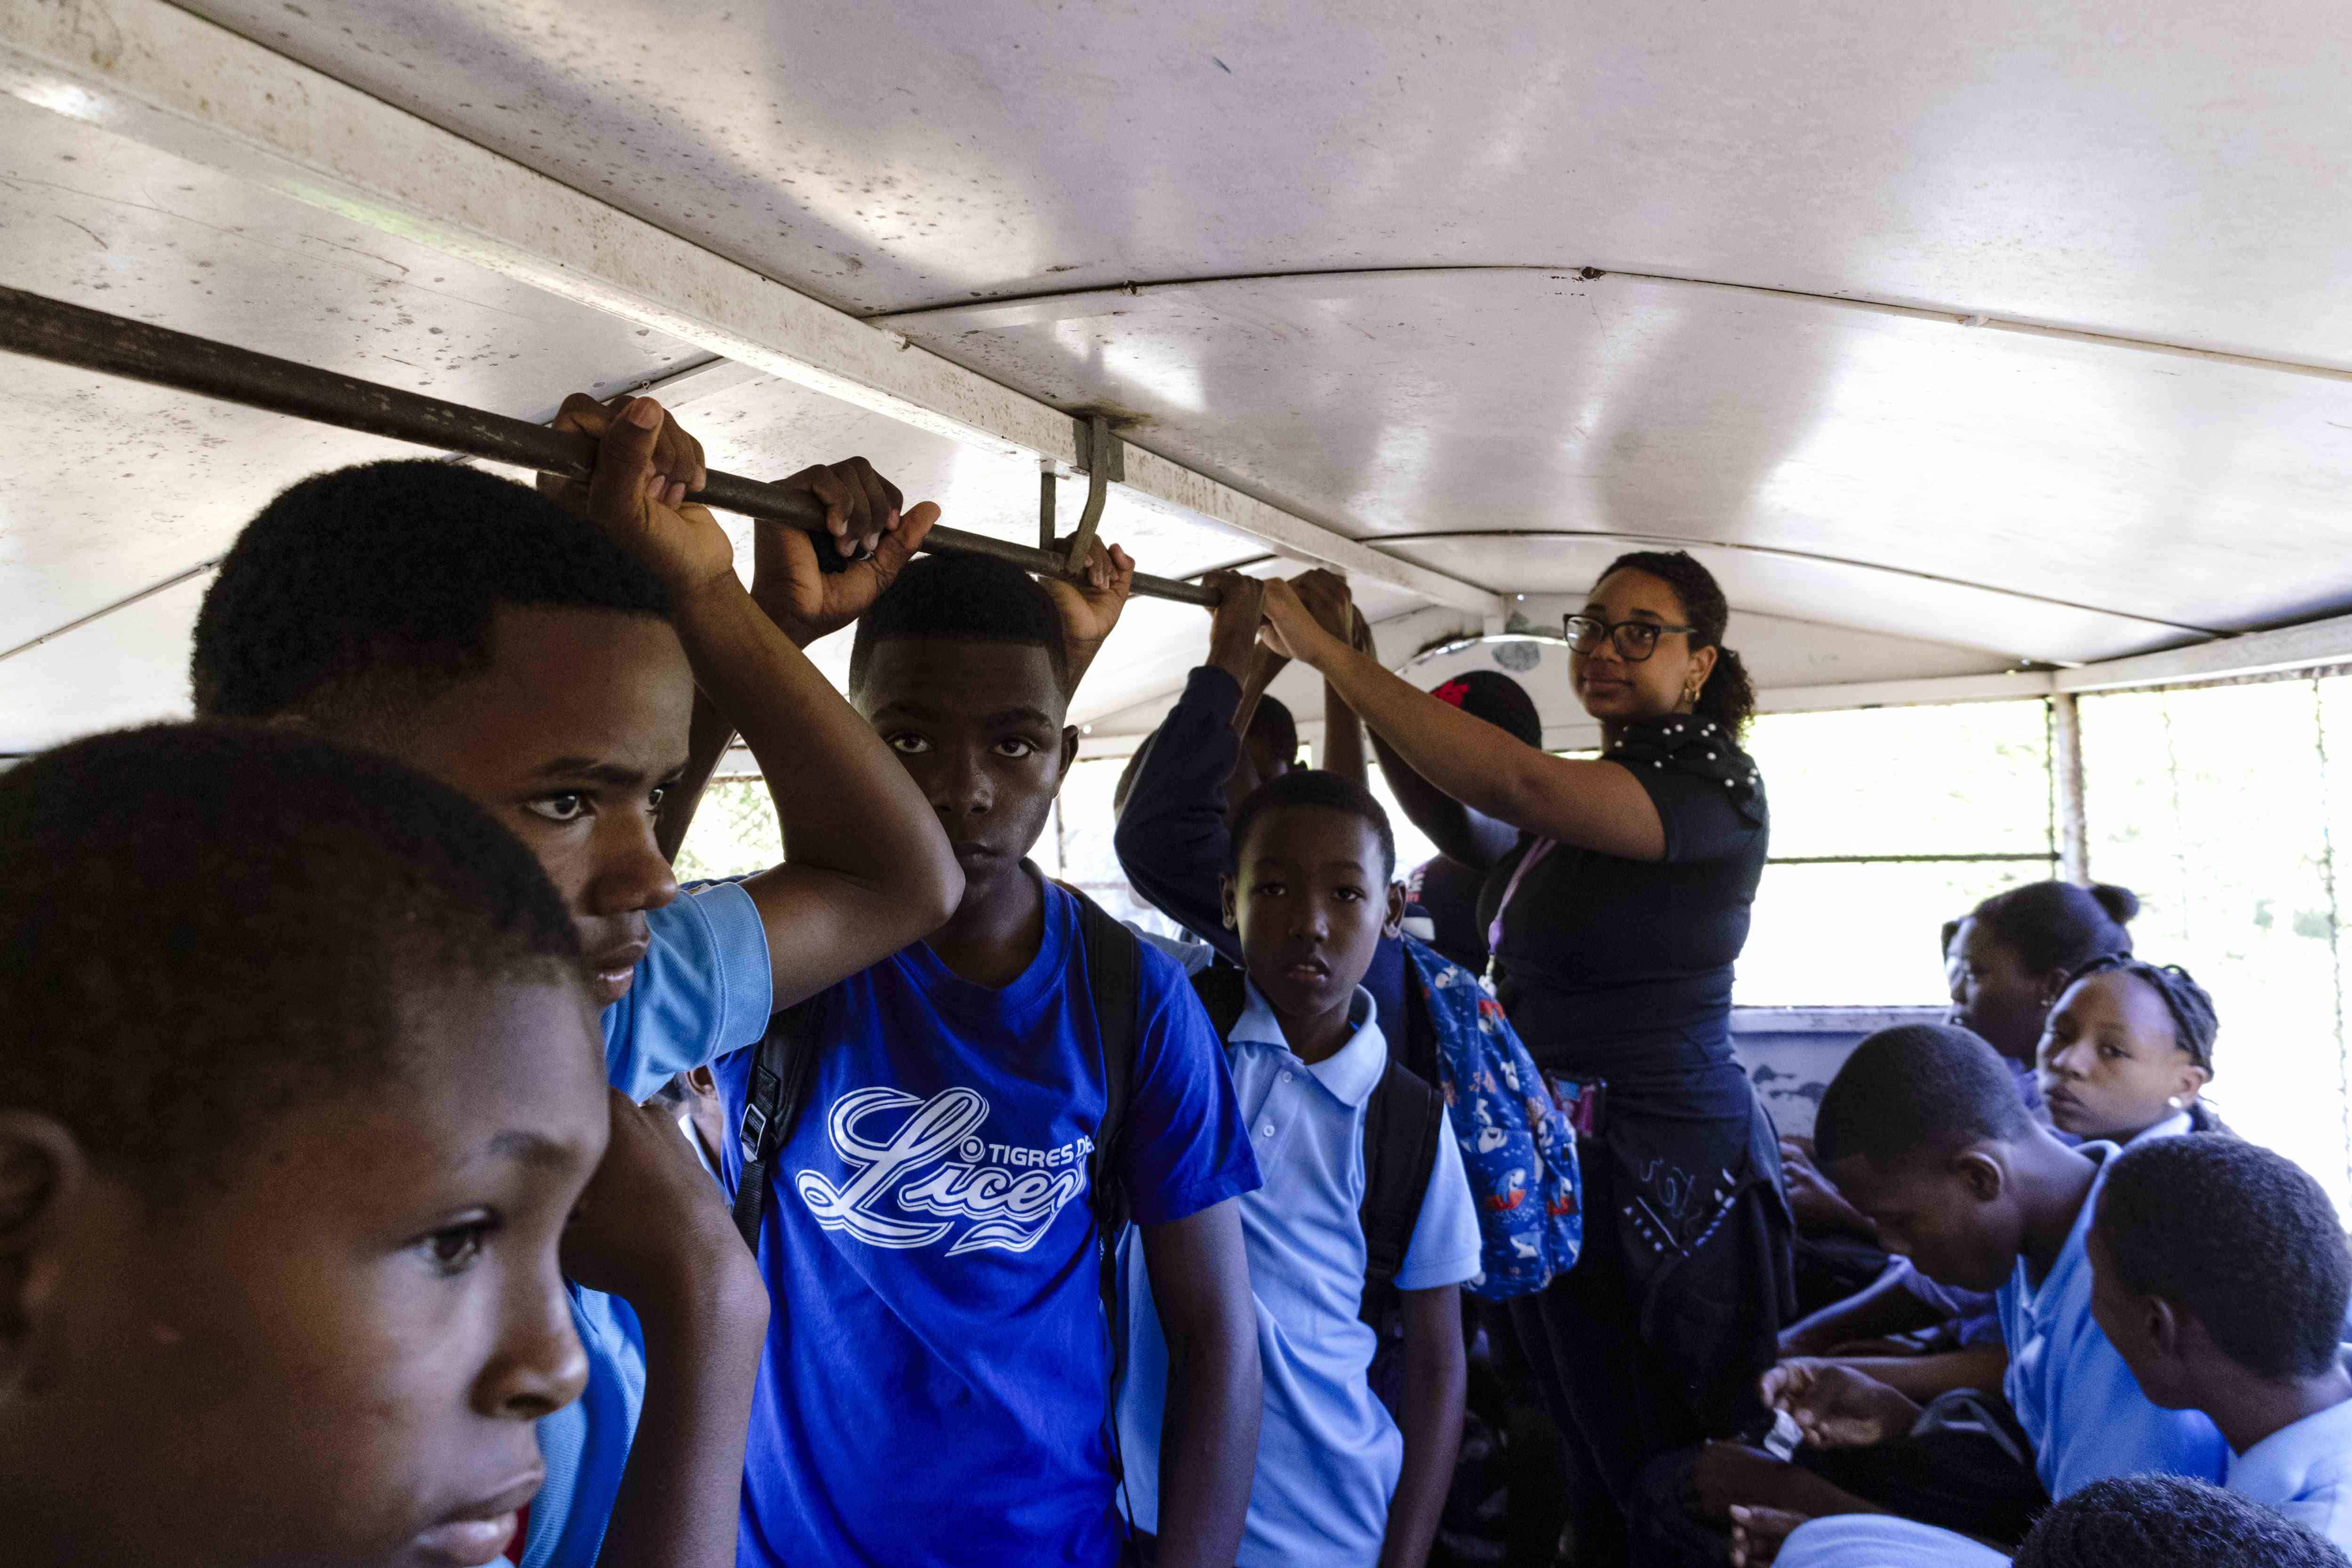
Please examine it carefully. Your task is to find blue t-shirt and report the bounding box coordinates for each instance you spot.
[712,877,1261,1568]
[1118,982,1481,1568]
[2000,1141,2230,1499]
[522,881,774,1568]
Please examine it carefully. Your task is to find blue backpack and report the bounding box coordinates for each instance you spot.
[1400,937,1582,1298]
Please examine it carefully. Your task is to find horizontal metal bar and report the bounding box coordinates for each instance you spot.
[1766,852,2058,866]
[0,285,1216,609]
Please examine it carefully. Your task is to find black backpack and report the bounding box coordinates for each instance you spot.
[1185,963,1448,1377]
[726,884,1144,1475]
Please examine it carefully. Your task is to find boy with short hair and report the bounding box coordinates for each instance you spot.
[1118,768,1479,1568]
[1750,1134,2352,1568]
[708,550,1264,1568]
[1671,1024,2228,1559]
[189,395,963,1568]
[0,723,612,1568]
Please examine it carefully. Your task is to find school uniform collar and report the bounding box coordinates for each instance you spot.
[1228,978,1387,1108]
[2124,1110,2193,1147]
[2228,1393,2352,1502]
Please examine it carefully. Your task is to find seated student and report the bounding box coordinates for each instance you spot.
[1748,1476,2349,1568]
[1951,883,2141,1125]
[1739,1132,2352,1568]
[2038,959,2226,1145]
[2014,1474,2351,1567]
[1664,1024,2228,1561]
[0,724,611,1568]
[704,551,1264,1568]
[1117,770,1480,1568]
[188,395,964,1568]
[1781,947,2223,1364]
[2090,1137,2352,1547]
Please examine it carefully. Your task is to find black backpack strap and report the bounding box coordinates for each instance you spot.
[1358,1060,1446,1328]
[730,996,826,1255]
[1186,962,1250,1044]
[1066,889,1144,1496]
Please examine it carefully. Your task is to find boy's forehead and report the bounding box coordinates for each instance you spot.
[858,637,1067,719]
[404,605,694,776]
[1245,803,1381,864]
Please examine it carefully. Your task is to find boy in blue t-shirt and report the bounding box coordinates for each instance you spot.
[1119,769,1479,1568]
[707,551,1264,1568]
[0,725,610,1568]
[189,394,965,1568]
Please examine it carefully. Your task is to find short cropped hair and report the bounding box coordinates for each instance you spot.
[192,460,670,728]
[2068,956,2220,1073]
[2014,1474,2350,1568]
[2096,1138,2351,1380]
[1230,768,1398,881]
[1249,696,1298,771]
[847,551,1069,697]
[0,723,581,1202]
[1814,1024,2034,1172]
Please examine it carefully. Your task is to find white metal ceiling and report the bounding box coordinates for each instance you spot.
[7,0,2352,749]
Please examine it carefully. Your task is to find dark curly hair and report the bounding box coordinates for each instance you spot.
[1430,669,1544,748]
[2016,1474,2349,1567]
[2095,1138,2349,1381]
[2065,955,2219,1072]
[192,459,670,732]
[0,723,581,1203]
[1596,550,1756,738]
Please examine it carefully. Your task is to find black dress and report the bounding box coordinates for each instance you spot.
[1478,714,1794,1546]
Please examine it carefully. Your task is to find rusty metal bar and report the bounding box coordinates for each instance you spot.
[0,285,1217,608]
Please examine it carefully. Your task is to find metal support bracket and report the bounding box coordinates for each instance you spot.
[1038,458,1058,552]
[1066,414,1122,572]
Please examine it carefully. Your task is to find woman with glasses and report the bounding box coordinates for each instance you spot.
[1257,549,1789,1561]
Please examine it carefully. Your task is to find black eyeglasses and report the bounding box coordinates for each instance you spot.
[1563,614,1697,662]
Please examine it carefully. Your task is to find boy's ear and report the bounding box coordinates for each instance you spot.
[2144,1294,2185,1365]
[1058,724,1080,782]
[0,1112,87,1351]
[1954,1147,2007,1205]
[1383,881,1407,941]
[1219,872,1239,932]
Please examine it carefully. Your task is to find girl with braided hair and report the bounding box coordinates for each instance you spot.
[2037,957,2231,1146]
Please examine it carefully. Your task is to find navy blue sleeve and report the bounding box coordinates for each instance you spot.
[1112,666,1246,967]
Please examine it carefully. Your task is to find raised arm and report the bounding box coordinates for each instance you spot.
[1110,572,1265,959]
[654,491,937,860]
[1138,1200,1262,1568]
[1038,533,1136,694]
[1320,605,1373,786]
[548,394,962,1006]
[1260,580,1668,863]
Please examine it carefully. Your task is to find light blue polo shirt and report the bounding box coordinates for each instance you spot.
[522,880,773,1568]
[1116,981,1481,1568]
[2001,1141,2230,1500]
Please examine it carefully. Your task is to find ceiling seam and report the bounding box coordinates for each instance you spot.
[871,264,2352,385]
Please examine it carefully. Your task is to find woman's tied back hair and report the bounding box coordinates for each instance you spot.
[1595,549,1756,739]
[191,459,671,732]
[2065,955,2220,1073]
[2015,1474,2351,1568]
[2095,1138,2350,1382]
[1971,880,2139,979]
[0,723,583,1204]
